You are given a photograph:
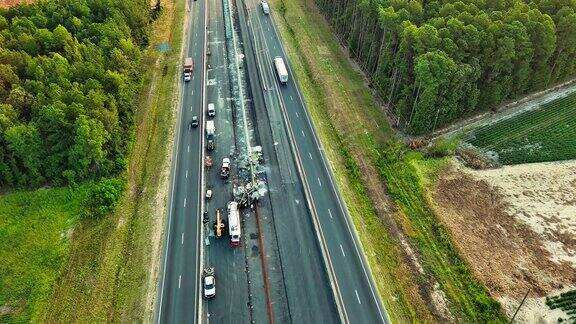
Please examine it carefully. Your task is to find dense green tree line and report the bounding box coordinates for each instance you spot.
[316,0,576,134]
[0,0,150,187]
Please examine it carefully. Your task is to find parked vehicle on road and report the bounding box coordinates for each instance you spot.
[207,103,216,117]
[261,1,269,14]
[203,268,216,298]
[191,115,199,128]
[220,158,230,178]
[205,120,215,138]
[183,57,193,82]
[215,208,225,238]
[206,139,215,151]
[274,56,288,84]
[227,202,241,247]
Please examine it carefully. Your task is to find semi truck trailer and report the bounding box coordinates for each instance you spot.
[274,57,288,84]
[183,57,193,82]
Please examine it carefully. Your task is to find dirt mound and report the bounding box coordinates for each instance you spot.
[433,163,576,300]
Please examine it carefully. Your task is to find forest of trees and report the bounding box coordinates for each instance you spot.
[316,0,576,134]
[0,0,150,187]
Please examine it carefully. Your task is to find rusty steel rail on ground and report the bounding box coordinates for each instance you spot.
[254,204,275,324]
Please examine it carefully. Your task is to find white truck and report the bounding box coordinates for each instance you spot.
[261,1,269,14]
[183,57,193,82]
[274,57,288,84]
[205,120,215,151]
[228,202,241,247]
[220,158,230,178]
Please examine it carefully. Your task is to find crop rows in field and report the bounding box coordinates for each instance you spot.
[466,92,576,165]
[546,289,576,321]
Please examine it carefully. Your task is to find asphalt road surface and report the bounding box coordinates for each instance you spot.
[156,0,389,322]
[156,0,206,323]
[244,0,390,323]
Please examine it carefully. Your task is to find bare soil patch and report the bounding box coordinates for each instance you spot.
[0,0,32,8]
[432,160,576,321]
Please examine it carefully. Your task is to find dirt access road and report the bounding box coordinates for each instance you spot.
[431,79,576,140]
[433,160,576,323]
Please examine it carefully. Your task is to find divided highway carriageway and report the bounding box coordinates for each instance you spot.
[155,0,390,322]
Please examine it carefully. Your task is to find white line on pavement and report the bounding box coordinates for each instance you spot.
[290,95,293,101]
[340,244,346,257]
[309,152,313,160]
[188,145,190,152]
[301,130,305,137]
[182,233,184,245]
[355,289,362,304]
[318,177,322,187]
[186,170,188,178]
[184,198,187,207]
[179,275,182,289]
[295,111,299,118]
[328,208,333,219]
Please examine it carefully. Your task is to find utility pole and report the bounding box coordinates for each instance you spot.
[510,288,530,323]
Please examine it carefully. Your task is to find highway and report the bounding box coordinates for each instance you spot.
[243,0,390,322]
[155,0,389,322]
[156,0,206,322]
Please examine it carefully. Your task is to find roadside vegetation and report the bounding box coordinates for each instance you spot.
[466,91,576,165]
[0,0,149,187]
[272,0,506,321]
[0,185,91,322]
[314,0,576,135]
[42,0,185,320]
[0,0,184,321]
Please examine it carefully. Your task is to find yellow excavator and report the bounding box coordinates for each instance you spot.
[215,208,226,238]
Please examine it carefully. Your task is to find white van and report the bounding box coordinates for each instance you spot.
[207,103,215,117]
[262,1,269,14]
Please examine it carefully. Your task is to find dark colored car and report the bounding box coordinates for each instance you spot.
[206,139,215,151]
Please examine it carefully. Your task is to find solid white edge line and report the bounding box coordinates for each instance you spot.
[157,0,190,319]
[268,8,389,324]
[196,0,208,322]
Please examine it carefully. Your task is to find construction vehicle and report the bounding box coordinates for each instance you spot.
[183,57,193,82]
[274,57,288,84]
[220,158,230,178]
[214,208,226,238]
[228,202,241,247]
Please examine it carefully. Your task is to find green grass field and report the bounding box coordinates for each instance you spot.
[0,185,91,322]
[468,92,576,164]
